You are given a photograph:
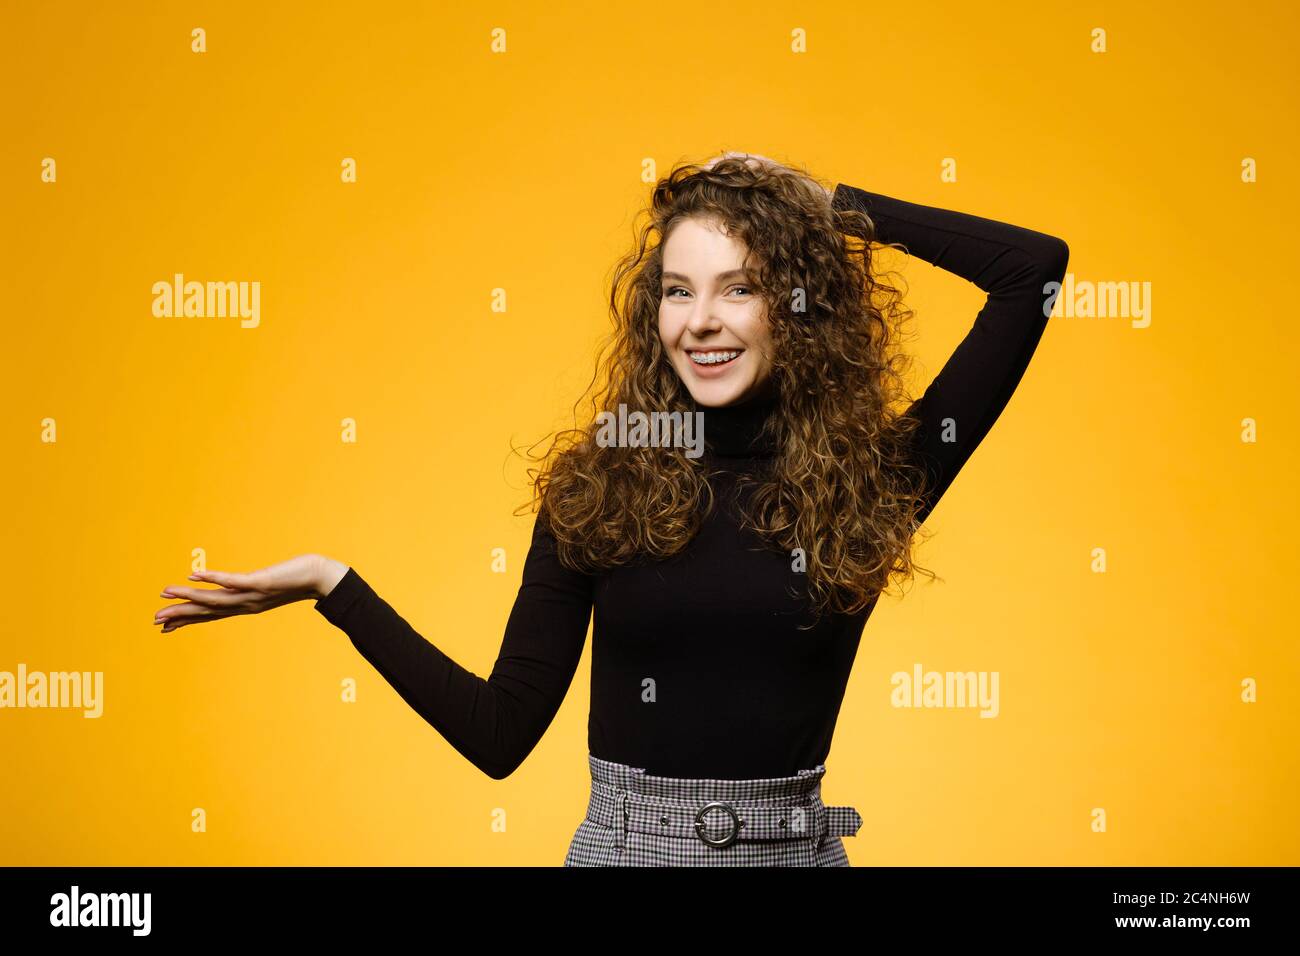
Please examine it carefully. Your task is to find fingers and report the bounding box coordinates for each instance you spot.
[705,151,755,170]
[154,568,264,633]
[189,569,258,590]
[157,614,195,634]
[153,603,235,633]
[157,613,227,634]
[159,584,248,608]
[704,152,781,177]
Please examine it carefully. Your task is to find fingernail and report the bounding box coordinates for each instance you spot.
[188,574,200,580]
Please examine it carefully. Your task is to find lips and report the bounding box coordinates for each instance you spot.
[682,349,744,381]
[686,349,744,367]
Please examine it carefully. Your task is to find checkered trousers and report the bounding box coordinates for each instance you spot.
[563,753,863,867]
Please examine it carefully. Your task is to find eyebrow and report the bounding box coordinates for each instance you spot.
[660,269,751,284]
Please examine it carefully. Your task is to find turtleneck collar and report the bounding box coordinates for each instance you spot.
[691,384,780,459]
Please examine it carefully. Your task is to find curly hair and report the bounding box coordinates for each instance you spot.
[512,155,939,624]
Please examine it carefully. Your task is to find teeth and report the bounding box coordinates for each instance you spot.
[688,350,741,365]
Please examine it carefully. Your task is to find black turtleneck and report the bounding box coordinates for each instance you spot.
[315,183,1069,780]
[693,385,780,459]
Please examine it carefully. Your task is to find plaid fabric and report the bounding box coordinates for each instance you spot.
[563,753,863,867]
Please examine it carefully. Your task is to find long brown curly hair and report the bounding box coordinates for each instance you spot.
[512,155,939,623]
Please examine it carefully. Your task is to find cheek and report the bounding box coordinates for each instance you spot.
[658,307,681,349]
[744,305,774,355]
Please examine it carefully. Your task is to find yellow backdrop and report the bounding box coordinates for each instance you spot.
[2,0,1295,865]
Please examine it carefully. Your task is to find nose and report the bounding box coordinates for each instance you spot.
[685,299,723,338]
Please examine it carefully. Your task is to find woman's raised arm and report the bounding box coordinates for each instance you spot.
[831,183,1070,524]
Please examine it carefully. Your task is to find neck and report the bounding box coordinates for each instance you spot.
[691,384,780,459]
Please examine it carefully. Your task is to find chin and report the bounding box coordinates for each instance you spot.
[682,377,754,408]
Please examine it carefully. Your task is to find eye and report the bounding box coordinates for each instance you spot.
[730,285,751,296]
[664,286,689,299]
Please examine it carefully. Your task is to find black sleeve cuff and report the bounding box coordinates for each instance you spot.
[314,566,370,625]
[830,181,857,210]
[831,182,889,233]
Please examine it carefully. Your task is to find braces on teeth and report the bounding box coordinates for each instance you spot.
[689,350,741,365]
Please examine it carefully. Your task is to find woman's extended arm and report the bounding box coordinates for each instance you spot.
[831,183,1070,524]
[313,511,594,780]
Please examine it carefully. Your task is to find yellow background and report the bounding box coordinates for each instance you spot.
[2,0,1296,865]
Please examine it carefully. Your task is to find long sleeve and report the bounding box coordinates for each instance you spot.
[831,183,1070,524]
[314,511,595,780]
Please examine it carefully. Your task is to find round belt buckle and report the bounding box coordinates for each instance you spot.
[694,801,741,848]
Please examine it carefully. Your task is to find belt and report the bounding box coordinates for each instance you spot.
[588,784,863,850]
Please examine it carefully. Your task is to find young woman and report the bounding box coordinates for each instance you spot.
[153,153,1069,867]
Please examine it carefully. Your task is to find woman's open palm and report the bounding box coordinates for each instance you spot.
[154,554,324,633]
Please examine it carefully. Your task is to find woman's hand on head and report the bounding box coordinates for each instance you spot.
[702,151,834,200]
[705,150,777,172]
[153,553,348,634]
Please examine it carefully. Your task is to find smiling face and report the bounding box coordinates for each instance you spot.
[657,216,775,408]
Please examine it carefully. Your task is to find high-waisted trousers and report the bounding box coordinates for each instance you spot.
[563,753,863,867]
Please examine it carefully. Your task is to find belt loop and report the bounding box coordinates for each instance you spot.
[811,799,828,851]
[801,773,827,851]
[614,789,629,850]
[610,767,642,857]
